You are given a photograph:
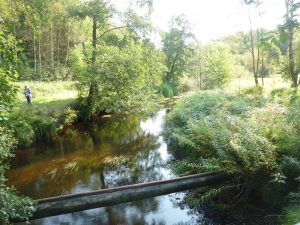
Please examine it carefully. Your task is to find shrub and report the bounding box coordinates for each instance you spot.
[12,119,35,147]
[0,127,34,223]
[159,82,177,97]
[166,90,300,210]
[58,107,78,128]
[242,85,263,97]
[9,108,59,147]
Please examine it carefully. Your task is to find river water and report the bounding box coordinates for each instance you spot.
[8,109,209,225]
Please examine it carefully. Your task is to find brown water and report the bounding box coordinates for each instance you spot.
[8,109,210,225]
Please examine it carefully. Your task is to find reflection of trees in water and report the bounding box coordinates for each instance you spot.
[14,111,187,225]
[102,139,167,187]
[9,112,168,199]
[86,114,156,153]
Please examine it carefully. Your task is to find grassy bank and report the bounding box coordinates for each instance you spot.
[226,76,290,95]
[10,81,78,148]
[15,81,77,113]
[166,87,300,224]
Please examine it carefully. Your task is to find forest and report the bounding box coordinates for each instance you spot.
[0,0,300,224]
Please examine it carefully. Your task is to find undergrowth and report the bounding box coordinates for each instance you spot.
[166,88,300,224]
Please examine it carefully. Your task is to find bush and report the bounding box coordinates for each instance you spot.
[0,127,34,223]
[159,82,177,97]
[242,85,263,97]
[11,119,35,147]
[58,107,78,128]
[166,90,300,210]
[9,108,59,147]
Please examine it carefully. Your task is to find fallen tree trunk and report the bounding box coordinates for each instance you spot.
[20,172,233,222]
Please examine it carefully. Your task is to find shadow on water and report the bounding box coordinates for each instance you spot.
[8,109,207,225]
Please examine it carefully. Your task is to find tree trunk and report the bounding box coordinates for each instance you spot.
[286,0,298,87]
[250,29,258,86]
[38,37,42,71]
[256,30,261,84]
[33,33,37,75]
[65,24,70,64]
[16,172,232,221]
[288,29,297,87]
[57,30,60,64]
[51,23,54,69]
[87,17,98,107]
[92,16,97,64]
[248,12,259,86]
[261,51,264,86]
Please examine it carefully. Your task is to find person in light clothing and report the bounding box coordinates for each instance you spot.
[24,85,33,105]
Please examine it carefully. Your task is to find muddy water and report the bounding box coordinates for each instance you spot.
[8,109,207,225]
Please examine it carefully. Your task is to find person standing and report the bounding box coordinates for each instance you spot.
[24,85,33,105]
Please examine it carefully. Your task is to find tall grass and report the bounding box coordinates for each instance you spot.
[15,81,77,103]
[166,88,300,216]
[225,76,290,95]
[9,81,79,147]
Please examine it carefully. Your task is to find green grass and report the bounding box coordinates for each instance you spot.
[226,76,290,95]
[15,81,78,114]
[9,81,79,147]
[166,87,300,216]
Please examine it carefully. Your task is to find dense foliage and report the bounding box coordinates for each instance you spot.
[166,89,300,221]
[1,0,300,223]
[0,9,35,223]
[189,44,233,90]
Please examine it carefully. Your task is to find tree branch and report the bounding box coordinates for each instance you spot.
[97,26,128,40]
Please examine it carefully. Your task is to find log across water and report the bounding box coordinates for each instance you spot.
[21,172,232,221]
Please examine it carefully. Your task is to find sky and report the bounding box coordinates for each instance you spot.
[113,0,286,43]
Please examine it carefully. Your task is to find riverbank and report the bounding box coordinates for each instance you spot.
[165,87,300,224]
[10,81,162,148]
[9,78,291,149]
[9,81,78,148]
[7,109,202,225]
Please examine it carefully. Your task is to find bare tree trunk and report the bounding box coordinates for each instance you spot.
[38,37,42,71]
[65,25,70,64]
[261,51,264,86]
[248,10,259,86]
[249,29,258,86]
[33,33,37,75]
[256,30,261,82]
[57,30,60,64]
[51,23,54,69]
[250,30,259,86]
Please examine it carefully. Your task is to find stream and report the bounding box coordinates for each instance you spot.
[8,109,211,225]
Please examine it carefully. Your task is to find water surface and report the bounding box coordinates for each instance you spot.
[8,109,204,225]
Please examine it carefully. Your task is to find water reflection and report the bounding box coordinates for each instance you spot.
[8,109,198,225]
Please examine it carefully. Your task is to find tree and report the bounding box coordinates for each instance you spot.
[70,0,113,109]
[70,1,164,117]
[243,0,264,86]
[161,15,195,96]
[280,0,300,86]
[0,3,35,222]
[189,43,233,90]
[73,31,165,116]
